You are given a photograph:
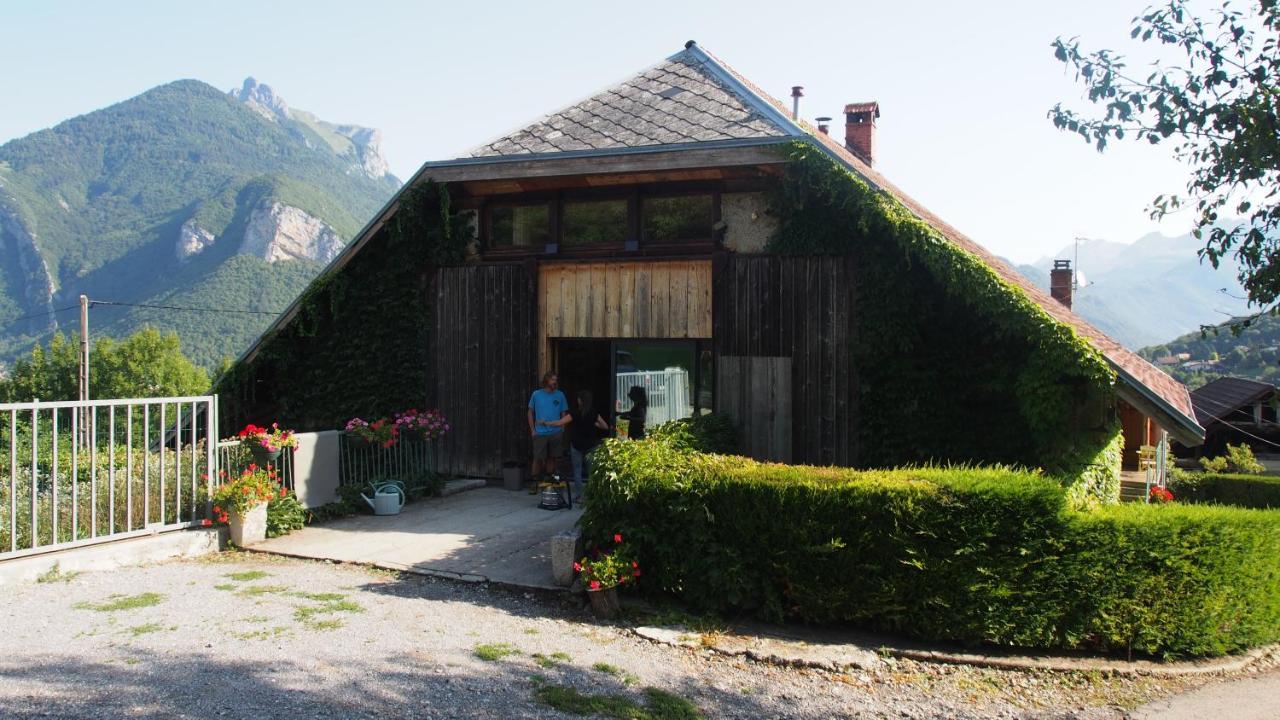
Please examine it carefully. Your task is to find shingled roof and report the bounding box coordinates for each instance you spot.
[460,41,1203,444]
[1190,377,1277,427]
[468,48,793,157]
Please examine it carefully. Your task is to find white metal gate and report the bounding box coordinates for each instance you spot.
[615,368,692,427]
[0,395,217,560]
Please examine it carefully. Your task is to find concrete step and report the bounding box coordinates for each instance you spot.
[440,478,487,497]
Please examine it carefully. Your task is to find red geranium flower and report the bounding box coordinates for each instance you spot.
[589,580,601,590]
[613,533,623,543]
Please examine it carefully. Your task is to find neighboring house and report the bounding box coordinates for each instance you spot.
[217,42,1203,478]
[1187,376,1279,457]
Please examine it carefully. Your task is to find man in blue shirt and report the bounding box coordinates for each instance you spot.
[528,371,569,479]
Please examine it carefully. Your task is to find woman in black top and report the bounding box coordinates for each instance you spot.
[567,390,609,483]
[620,385,648,440]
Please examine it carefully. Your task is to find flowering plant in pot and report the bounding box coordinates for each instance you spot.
[1149,485,1175,504]
[575,533,639,619]
[211,465,280,546]
[345,417,398,448]
[237,423,297,465]
[393,408,451,442]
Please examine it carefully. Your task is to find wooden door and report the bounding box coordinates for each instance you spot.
[433,264,537,477]
[716,355,792,463]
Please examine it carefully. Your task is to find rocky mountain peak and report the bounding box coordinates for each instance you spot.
[229,77,291,123]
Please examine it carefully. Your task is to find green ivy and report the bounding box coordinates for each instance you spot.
[214,182,471,430]
[768,141,1116,469]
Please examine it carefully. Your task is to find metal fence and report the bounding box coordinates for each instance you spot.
[0,395,217,560]
[615,368,693,427]
[338,436,439,490]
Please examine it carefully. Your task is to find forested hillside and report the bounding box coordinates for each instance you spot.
[1139,313,1280,389]
[0,78,399,372]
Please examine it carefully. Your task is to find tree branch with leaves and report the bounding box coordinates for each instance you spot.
[1051,0,1280,310]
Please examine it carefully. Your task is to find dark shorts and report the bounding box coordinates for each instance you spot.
[531,431,565,460]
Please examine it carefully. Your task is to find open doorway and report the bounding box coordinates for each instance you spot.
[554,339,713,433]
[555,339,613,425]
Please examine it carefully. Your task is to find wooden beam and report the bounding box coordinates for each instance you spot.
[422,144,787,185]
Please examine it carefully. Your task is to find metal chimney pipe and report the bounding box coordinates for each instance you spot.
[815,116,832,135]
[790,86,804,120]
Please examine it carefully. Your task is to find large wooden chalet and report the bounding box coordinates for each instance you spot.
[225,42,1204,478]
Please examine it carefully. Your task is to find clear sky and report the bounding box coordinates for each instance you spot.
[0,0,1198,263]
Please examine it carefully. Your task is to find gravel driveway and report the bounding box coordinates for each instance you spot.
[0,552,1242,719]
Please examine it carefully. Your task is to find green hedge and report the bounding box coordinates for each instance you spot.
[1169,472,1280,509]
[646,414,740,455]
[584,439,1280,658]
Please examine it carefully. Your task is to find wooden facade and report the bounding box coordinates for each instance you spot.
[432,264,537,477]
[537,260,712,371]
[713,255,856,466]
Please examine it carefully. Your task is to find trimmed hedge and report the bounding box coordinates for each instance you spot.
[584,439,1280,658]
[646,414,740,455]
[1169,472,1280,509]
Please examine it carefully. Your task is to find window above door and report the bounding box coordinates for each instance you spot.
[480,186,720,257]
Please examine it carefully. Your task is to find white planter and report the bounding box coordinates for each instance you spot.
[228,502,268,547]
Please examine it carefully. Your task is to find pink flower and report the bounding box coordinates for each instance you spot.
[589,580,601,590]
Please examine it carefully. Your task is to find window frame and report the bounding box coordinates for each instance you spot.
[479,182,722,258]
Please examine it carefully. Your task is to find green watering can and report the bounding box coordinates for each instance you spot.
[361,480,405,516]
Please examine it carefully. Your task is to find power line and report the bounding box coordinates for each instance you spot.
[0,304,80,334]
[88,300,282,316]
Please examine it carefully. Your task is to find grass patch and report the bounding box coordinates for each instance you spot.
[593,662,622,675]
[291,591,346,603]
[127,623,167,637]
[239,584,291,596]
[36,564,81,584]
[236,626,292,640]
[226,570,270,582]
[533,651,572,669]
[74,592,165,612]
[473,642,520,662]
[292,597,363,630]
[533,681,704,719]
[214,583,236,592]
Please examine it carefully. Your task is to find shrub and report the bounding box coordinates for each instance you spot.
[1199,443,1265,474]
[1169,471,1280,509]
[266,491,306,537]
[584,438,1280,657]
[646,414,739,455]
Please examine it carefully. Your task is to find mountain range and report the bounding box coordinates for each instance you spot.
[0,77,399,371]
[1012,233,1254,349]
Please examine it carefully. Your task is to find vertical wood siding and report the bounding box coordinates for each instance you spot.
[433,264,537,477]
[717,356,793,462]
[713,255,856,466]
[538,259,713,374]
[539,260,712,339]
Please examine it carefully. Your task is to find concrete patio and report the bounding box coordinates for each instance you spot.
[252,485,582,589]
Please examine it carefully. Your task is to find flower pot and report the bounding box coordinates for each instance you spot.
[586,586,621,619]
[248,445,282,466]
[503,464,525,491]
[228,501,268,547]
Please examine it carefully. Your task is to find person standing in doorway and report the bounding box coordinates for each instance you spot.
[528,371,569,480]
[544,389,610,486]
[619,385,649,440]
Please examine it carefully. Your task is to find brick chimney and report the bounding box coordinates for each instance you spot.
[844,101,880,166]
[1050,259,1073,309]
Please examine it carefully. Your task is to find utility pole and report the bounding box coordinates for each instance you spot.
[78,294,90,446]
[78,294,89,403]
